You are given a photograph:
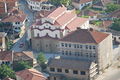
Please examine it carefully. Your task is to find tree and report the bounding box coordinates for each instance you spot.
[60,0,71,7]
[37,53,47,70]
[13,61,31,72]
[0,64,16,79]
[105,3,120,13]
[49,0,71,6]
[111,19,120,31]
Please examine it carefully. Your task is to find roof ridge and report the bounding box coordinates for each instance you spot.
[88,31,98,44]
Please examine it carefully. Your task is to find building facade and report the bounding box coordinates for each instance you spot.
[27,0,54,11]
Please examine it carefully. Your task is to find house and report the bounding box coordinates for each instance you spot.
[0,32,7,51]
[0,0,17,18]
[47,57,98,80]
[72,0,93,10]
[0,51,36,67]
[3,77,14,80]
[28,6,90,52]
[16,68,47,80]
[1,8,27,32]
[0,51,13,66]
[47,28,113,80]
[27,0,55,11]
[108,9,120,19]
[13,51,37,68]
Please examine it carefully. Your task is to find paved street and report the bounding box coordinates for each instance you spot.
[96,61,120,80]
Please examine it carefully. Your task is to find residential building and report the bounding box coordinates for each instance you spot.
[0,0,17,18]
[28,6,90,52]
[16,68,47,80]
[0,32,7,51]
[0,51,13,66]
[1,8,27,32]
[3,77,14,80]
[13,51,37,68]
[0,51,36,67]
[27,0,55,11]
[47,28,113,80]
[48,57,98,80]
[72,0,93,10]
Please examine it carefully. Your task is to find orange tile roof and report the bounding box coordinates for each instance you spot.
[1,9,26,22]
[56,11,76,26]
[0,51,12,61]
[16,69,47,80]
[47,6,67,20]
[61,29,109,44]
[66,17,88,31]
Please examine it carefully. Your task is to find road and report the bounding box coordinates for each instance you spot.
[12,0,35,52]
[96,61,120,80]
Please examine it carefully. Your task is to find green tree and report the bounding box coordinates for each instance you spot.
[105,3,120,13]
[111,19,120,31]
[13,61,31,72]
[0,64,16,79]
[60,0,71,7]
[49,0,71,6]
[37,53,47,70]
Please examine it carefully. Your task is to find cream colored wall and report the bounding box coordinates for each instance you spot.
[97,34,113,72]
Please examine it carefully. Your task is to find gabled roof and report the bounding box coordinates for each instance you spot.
[30,0,47,2]
[16,68,47,80]
[47,6,67,20]
[48,57,93,70]
[66,17,88,31]
[1,8,26,22]
[0,51,12,61]
[61,29,109,44]
[14,51,34,61]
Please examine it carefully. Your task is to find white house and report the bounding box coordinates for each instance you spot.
[72,0,93,10]
[27,0,54,11]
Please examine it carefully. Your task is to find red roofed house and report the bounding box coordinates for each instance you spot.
[28,6,90,52]
[0,0,17,17]
[72,0,93,10]
[16,68,47,80]
[1,8,27,32]
[47,28,113,80]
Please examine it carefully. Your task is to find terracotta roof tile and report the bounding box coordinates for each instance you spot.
[0,51,12,61]
[66,17,88,31]
[16,68,47,80]
[73,0,93,4]
[61,29,109,44]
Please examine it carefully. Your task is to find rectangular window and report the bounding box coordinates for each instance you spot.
[93,46,96,49]
[77,44,79,48]
[74,44,76,48]
[80,71,86,75]
[50,68,55,72]
[89,46,92,49]
[65,69,69,73]
[86,45,88,49]
[57,68,62,72]
[73,70,78,74]
[69,44,71,47]
[61,43,64,47]
[80,45,82,48]
[65,43,67,47]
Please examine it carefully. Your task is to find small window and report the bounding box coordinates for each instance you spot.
[89,46,92,49]
[77,44,79,48]
[73,70,78,74]
[69,44,71,47]
[80,45,82,48]
[65,69,69,73]
[62,51,64,55]
[61,43,64,47]
[50,68,55,72]
[86,53,88,57]
[86,45,88,49]
[57,68,62,72]
[65,43,67,47]
[93,46,96,49]
[80,71,86,75]
[66,51,68,55]
[74,44,76,48]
